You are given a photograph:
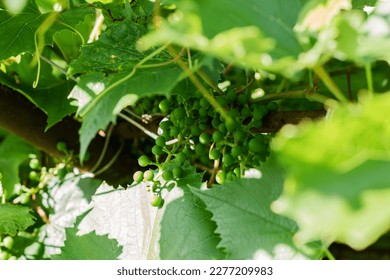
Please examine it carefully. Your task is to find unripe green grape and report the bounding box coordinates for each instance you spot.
[155,136,166,147]
[172,166,183,178]
[248,137,267,154]
[226,171,236,181]
[175,152,187,164]
[170,126,180,137]
[19,193,31,204]
[29,158,41,170]
[138,155,150,167]
[212,130,224,142]
[215,171,226,184]
[199,132,210,145]
[160,120,173,131]
[2,236,14,250]
[150,194,163,207]
[233,167,241,177]
[0,251,10,260]
[252,105,268,121]
[211,117,221,128]
[231,146,244,158]
[143,170,154,181]
[199,122,208,131]
[226,90,237,104]
[225,118,238,133]
[56,141,67,153]
[218,123,227,134]
[191,125,201,136]
[173,107,186,119]
[29,171,39,181]
[209,149,221,160]
[241,107,252,118]
[237,93,249,105]
[152,145,164,156]
[233,130,246,143]
[185,117,196,126]
[222,154,234,166]
[159,99,171,113]
[133,171,144,183]
[162,170,174,181]
[195,144,207,155]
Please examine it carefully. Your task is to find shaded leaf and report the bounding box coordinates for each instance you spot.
[0,2,94,60]
[139,0,305,77]
[0,134,37,198]
[159,161,225,260]
[51,225,122,260]
[191,161,320,259]
[0,203,35,235]
[272,91,390,250]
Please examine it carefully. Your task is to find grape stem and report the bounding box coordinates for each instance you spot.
[365,63,374,94]
[118,112,159,139]
[90,124,114,173]
[252,88,331,104]
[197,69,225,96]
[207,158,220,188]
[94,141,124,176]
[313,65,348,102]
[167,46,231,122]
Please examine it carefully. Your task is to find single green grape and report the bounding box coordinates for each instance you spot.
[56,141,67,153]
[170,126,180,137]
[222,154,234,166]
[212,130,224,142]
[159,99,171,113]
[199,132,211,145]
[191,125,201,136]
[133,171,144,183]
[160,120,173,131]
[225,118,238,133]
[155,136,166,147]
[29,158,41,170]
[231,146,244,158]
[143,170,154,181]
[2,236,14,250]
[29,171,39,181]
[162,170,174,181]
[199,98,209,108]
[215,171,226,184]
[138,155,150,167]
[175,152,187,164]
[172,166,183,178]
[209,149,221,160]
[152,145,164,156]
[150,194,163,207]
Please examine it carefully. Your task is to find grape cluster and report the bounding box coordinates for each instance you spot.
[132,87,277,204]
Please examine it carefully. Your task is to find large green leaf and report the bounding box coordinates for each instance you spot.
[70,64,182,161]
[272,91,390,250]
[334,2,390,65]
[0,203,35,235]
[0,134,37,198]
[75,182,161,259]
[191,161,320,259]
[159,161,225,260]
[139,0,305,77]
[0,2,94,60]
[51,225,122,260]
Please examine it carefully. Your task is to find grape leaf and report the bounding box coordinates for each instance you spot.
[70,64,182,161]
[0,203,36,235]
[334,2,390,65]
[0,2,94,60]
[159,161,225,260]
[76,183,159,259]
[42,176,98,256]
[272,91,390,250]
[51,224,122,260]
[139,0,305,77]
[191,160,320,259]
[0,134,37,198]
